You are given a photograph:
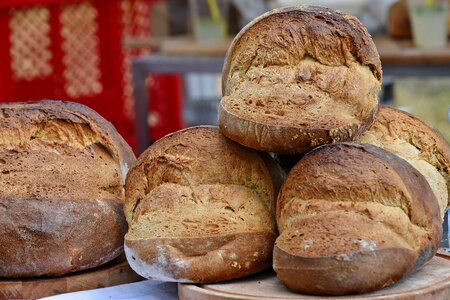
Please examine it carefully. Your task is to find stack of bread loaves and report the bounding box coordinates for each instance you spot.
[122,5,448,296]
[0,101,135,277]
[3,7,445,295]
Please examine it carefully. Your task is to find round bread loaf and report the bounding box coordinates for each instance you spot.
[358,106,450,218]
[219,6,382,154]
[124,126,284,282]
[0,100,135,277]
[274,143,441,295]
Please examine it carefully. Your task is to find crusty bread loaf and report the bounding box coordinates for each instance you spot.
[0,100,135,277]
[124,126,284,282]
[358,106,450,218]
[219,6,382,154]
[274,142,441,295]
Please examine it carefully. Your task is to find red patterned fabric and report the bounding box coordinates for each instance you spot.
[0,0,183,151]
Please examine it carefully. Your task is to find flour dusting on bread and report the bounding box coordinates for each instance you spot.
[124,244,192,282]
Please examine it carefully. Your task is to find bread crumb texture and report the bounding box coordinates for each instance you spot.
[359,106,450,217]
[124,126,279,282]
[274,142,441,295]
[0,101,135,277]
[219,6,381,153]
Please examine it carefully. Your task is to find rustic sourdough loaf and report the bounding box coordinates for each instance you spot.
[358,106,450,218]
[124,126,284,282]
[219,6,382,154]
[274,143,441,295]
[0,100,135,277]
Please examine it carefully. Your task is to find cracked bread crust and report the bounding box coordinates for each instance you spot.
[124,126,284,282]
[0,100,135,277]
[274,142,441,295]
[219,6,381,154]
[358,106,450,217]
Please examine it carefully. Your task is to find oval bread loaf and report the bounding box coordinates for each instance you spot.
[0,100,135,277]
[358,106,450,218]
[274,142,441,295]
[124,126,284,282]
[219,6,382,154]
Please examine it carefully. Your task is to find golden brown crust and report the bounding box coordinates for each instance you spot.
[219,101,378,154]
[124,126,283,282]
[0,100,135,169]
[219,6,381,154]
[125,126,276,223]
[274,142,441,295]
[0,100,135,277]
[222,6,382,94]
[358,106,450,213]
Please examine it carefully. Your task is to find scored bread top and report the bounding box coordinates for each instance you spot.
[125,126,277,238]
[219,6,382,154]
[277,143,441,241]
[0,100,135,200]
[124,126,282,282]
[274,142,441,294]
[358,106,450,216]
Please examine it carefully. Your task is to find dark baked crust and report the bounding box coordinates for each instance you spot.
[219,6,381,154]
[219,102,377,154]
[275,245,417,295]
[274,142,441,295]
[0,100,135,277]
[0,198,126,277]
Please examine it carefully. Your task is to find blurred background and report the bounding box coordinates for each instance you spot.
[0,0,449,155]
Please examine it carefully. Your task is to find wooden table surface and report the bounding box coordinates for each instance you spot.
[0,255,143,299]
[179,251,450,300]
[373,36,450,65]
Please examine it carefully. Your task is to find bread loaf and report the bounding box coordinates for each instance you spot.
[0,100,135,277]
[387,1,412,38]
[124,126,284,282]
[274,142,441,295]
[219,6,382,154]
[358,106,450,218]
